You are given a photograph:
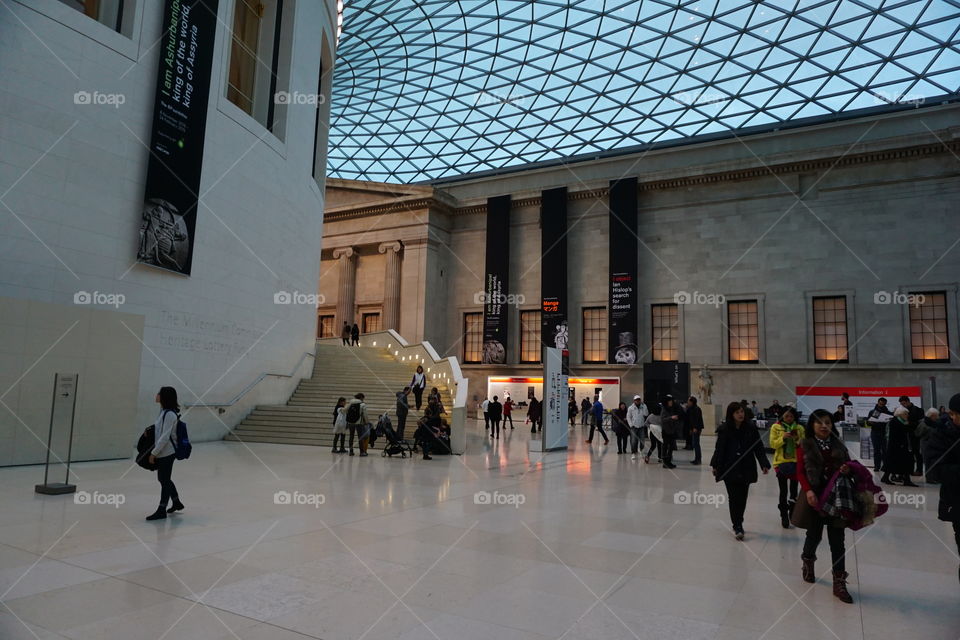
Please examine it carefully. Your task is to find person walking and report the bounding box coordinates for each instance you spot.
[867,397,893,473]
[488,395,503,439]
[503,396,515,430]
[660,395,684,469]
[410,365,427,409]
[686,396,704,465]
[528,397,542,433]
[923,392,960,584]
[612,402,630,454]
[900,395,925,475]
[643,406,663,463]
[341,322,350,346]
[882,406,918,486]
[580,397,591,426]
[332,396,347,453]
[795,409,854,603]
[344,393,370,456]
[480,397,490,432]
[350,322,360,346]
[710,401,770,540]
[146,386,184,521]
[627,395,649,460]
[586,397,609,445]
[769,406,804,528]
[395,387,410,440]
[568,398,579,427]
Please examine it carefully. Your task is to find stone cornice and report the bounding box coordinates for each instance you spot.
[324,136,960,220]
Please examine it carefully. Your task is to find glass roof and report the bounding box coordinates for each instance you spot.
[328,0,960,184]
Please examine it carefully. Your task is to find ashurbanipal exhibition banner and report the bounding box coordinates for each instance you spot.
[481,195,511,363]
[541,187,568,368]
[608,178,639,364]
[137,0,219,276]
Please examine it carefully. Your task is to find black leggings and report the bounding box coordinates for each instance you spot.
[777,473,798,506]
[803,513,847,573]
[724,480,750,529]
[156,454,178,507]
[646,435,661,458]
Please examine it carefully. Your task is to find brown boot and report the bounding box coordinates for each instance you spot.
[801,555,815,583]
[832,570,853,603]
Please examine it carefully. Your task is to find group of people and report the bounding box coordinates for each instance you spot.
[479,395,542,437]
[581,394,705,468]
[866,395,944,486]
[710,393,960,599]
[340,321,360,346]
[139,381,960,593]
[328,365,451,460]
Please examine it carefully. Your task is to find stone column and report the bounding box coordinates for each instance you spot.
[378,241,403,331]
[333,246,357,330]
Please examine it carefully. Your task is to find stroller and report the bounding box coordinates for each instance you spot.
[378,413,414,458]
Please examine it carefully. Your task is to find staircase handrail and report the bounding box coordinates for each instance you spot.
[185,351,315,408]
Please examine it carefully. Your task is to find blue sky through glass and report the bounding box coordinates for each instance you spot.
[328,0,960,184]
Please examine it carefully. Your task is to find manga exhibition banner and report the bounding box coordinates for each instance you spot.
[481,195,511,363]
[541,187,568,363]
[608,178,639,364]
[137,0,219,275]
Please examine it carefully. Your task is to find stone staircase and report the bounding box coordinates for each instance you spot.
[225,342,455,447]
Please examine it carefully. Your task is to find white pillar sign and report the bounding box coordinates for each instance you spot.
[541,347,568,451]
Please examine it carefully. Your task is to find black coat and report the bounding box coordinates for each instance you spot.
[710,420,770,484]
[686,405,704,431]
[883,417,913,474]
[924,422,960,522]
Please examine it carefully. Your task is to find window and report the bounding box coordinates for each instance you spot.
[227,0,285,130]
[651,304,679,361]
[519,310,541,363]
[813,296,849,362]
[317,314,335,339]
[582,307,607,363]
[910,292,949,362]
[728,300,759,363]
[58,0,124,32]
[361,312,381,334]
[463,313,482,364]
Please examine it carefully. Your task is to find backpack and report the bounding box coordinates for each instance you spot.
[164,409,192,460]
[346,401,362,424]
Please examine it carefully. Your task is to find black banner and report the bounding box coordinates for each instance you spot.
[541,187,568,367]
[137,0,219,276]
[481,195,510,364]
[609,178,639,364]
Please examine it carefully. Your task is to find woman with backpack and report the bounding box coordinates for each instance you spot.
[332,397,347,453]
[345,393,370,456]
[146,386,184,521]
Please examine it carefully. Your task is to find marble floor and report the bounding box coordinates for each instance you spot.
[1,421,957,640]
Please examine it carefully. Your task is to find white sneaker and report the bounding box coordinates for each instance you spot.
[631,454,637,460]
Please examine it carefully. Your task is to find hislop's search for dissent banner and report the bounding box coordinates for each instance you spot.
[137,0,219,276]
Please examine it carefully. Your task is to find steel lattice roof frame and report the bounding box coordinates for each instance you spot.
[328,0,960,184]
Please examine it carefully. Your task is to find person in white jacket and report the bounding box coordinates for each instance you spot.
[146,386,184,521]
[626,395,650,460]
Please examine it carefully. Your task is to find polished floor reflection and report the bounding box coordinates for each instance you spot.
[1,421,957,639]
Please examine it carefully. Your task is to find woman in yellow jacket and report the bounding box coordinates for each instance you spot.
[769,406,805,528]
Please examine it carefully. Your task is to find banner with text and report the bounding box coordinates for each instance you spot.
[541,187,568,370]
[137,0,219,276]
[608,178,639,364]
[481,195,511,363]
